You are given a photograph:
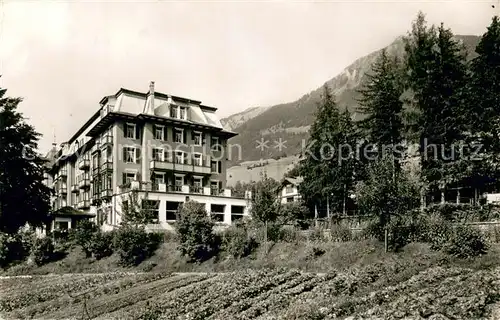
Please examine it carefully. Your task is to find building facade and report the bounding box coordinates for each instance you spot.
[279,177,303,204]
[46,82,250,230]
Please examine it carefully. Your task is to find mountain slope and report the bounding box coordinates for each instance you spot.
[220,106,269,131]
[227,35,480,166]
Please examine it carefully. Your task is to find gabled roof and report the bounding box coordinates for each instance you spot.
[282,176,303,187]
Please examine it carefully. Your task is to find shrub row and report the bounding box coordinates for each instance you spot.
[0,221,165,269]
[360,212,490,258]
[0,231,58,268]
[72,221,163,266]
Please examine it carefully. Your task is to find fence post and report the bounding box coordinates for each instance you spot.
[264,221,268,256]
[384,227,388,253]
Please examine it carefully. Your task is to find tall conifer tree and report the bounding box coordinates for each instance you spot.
[299,86,357,215]
[468,16,500,194]
[404,13,469,200]
[358,49,404,152]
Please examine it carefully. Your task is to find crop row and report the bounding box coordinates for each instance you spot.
[0,272,134,313]
[43,273,214,320]
[3,267,500,320]
[8,272,171,319]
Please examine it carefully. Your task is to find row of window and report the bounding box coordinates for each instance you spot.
[122,146,222,172]
[122,172,222,190]
[123,200,244,222]
[124,122,221,148]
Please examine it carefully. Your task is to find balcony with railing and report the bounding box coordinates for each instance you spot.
[100,104,114,119]
[100,134,113,148]
[77,174,90,189]
[100,189,112,199]
[191,185,203,194]
[77,200,90,209]
[58,186,68,195]
[211,187,223,196]
[121,181,236,198]
[55,169,68,181]
[100,161,113,172]
[91,141,101,154]
[78,158,90,170]
[149,158,211,174]
[71,184,79,193]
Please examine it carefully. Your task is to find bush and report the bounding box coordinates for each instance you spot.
[441,225,489,259]
[307,226,327,242]
[330,224,353,242]
[31,237,54,266]
[89,231,114,260]
[0,233,14,268]
[0,231,35,268]
[221,223,259,258]
[113,225,162,266]
[360,220,385,241]
[279,202,311,229]
[423,215,452,250]
[423,203,500,223]
[305,246,325,260]
[176,201,219,262]
[73,220,99,257]
[278,226,303,243]
[52,229,70,243]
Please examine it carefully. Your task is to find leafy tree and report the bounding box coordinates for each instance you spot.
[279,201,311,229]
[249,173,280,223]
[230,180,253,198]
[284,165,300,179]
[176,200,218,262]
[299,85,358,215]
[355,157,421,228]
[73,220,99,258]
[0,83,51,233]
[120,190,158,224]
[113,225,162,266]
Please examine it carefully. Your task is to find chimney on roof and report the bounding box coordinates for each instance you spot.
[149,81,155,95]
[145,81,155,114]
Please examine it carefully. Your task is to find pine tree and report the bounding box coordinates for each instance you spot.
[404,13,469,200]
[358,49,404,156]
[357,48,405,185]
[299,85,357,215]
[299,85,340,213]
[0,84,52,233]
[337,107,358,214]
[468,16,500,193]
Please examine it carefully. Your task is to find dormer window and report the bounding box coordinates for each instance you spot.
[170,105,178,118]
[170,105,187,120]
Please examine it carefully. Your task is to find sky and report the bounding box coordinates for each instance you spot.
[0,0,496,153]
